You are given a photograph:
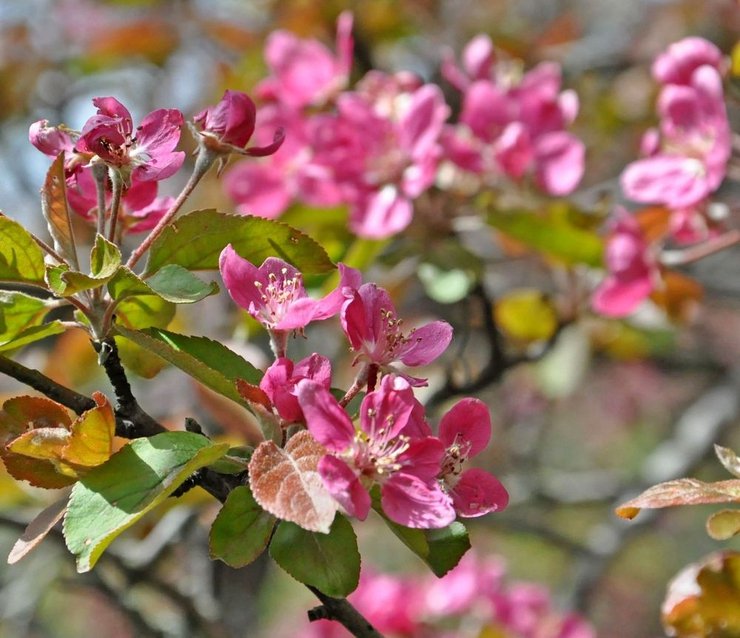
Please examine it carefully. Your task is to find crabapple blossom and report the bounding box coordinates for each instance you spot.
[74,96,185,183]
[437,398,509,517]
[193,90,284,157]
[651,36,724,86]
[29,120,75,157]
[296,375,456,528]
[592,211,658,317]
[341,283,453,385]
[259,354,332,423]
[218,245,361,334]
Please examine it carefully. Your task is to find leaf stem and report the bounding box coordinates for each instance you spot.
[92,162,109,237]
[126,149,216,270]
[106,170,124,244]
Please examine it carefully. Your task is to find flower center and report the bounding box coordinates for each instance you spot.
[253,268,303,325]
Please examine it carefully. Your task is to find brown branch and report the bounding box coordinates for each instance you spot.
[308,587,384,638]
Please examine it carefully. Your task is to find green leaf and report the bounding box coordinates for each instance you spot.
[145,264,219,303]
[63,432,228,572]
[46,234,121,297]
[382,518,471,577]
[269,515,359,597]
[115,294,175,330]
[108,267,154,300]
[114,326,261,405]
[143,209,333,276]
[0,292,64,352]
[209,485,275,568]
[487,207,603,267]
[0,215,47,285]
[41,154,79,269]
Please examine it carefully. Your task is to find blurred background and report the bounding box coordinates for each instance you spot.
[0,0,739,637]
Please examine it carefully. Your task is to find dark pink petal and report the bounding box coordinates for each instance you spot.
[381,473,455,529]
[305,263,362,324]
[495,122,533,180]
[244,127,285,157]
[92,96,133,134]
[450,467,509,517]
[260,358,296,420]
[460,80,512,142]
[399,84,448,160]
[218,244,267,312]
[318,454,370,520]
[341,287,375,352]
[359,375,415,439]
[438,398,492,458]
[397,321,453,367]
[294,353,332,389]
[296,379,355,452]
[133,108,185,181]
[652,37,723,85]
[123,178,158,211]
[398,437,445,481]
[126,196,173,234]
[402,399,433,438]
[195,90,256,148]
[349,187,414,239]
[29,120,74,156]
[462,34,495,81]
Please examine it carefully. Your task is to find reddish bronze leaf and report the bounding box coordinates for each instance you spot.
[248,430,337,533]
[41,153,79,269]
[616,479,740,520]
[235,378,271,410]
[7,495,68,564]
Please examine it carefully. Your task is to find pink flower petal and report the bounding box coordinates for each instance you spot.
[438,398,492,458]
[218,245,266,312]
[225,162,292,219]
[360,375,415,440]
[450,467,509,517]
[397,321,453,367]
[621,155,710,209]
[349,186,414,239]
[318,454,370,520]
[398,437,445,482]
[296,379,355,452]
[591,274,654,318]
[534,131,585,196]
[381,473,455,529]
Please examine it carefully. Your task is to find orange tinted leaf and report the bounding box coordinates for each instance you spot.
[62,392,115,467]
[634,206,671,243]
[1,454,76,489]
[235,378,271,410]
[616,479,740,519]
[0,395,72,441]
[651,270,703,322]
[41,153,79,269]
[201,20,256,51]
[8,427,71,462]
[8,495,68,565]
[662,551,740,637]
[87,21,178,64]
[249,430,337,533]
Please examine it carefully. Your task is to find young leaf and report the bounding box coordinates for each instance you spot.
[114,326,261,405]
[209,485,275,568]
[0,215,47,285]
[249,430,337,534]
[0,291,62,352]
[0,322,66,353]
[45,234,121,297]
[144,264,219,303]
[115,294,175,330]
[616,478,740,520]
[64,432,228,572]
[269,515,360,597]
[143,209,333,276]
[41,153,79,269]
[8,495,68,564]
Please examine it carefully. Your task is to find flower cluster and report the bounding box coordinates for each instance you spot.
[224,15,585,238]
[593,37,732,317]
[220,247,508,529]
[289,552,594,638]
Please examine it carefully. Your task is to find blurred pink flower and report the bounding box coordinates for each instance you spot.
[256,12,354,109]
[341,283,453,385]
[296,375,455,528]
[219,245,361,332]
[652,36,724,86]
[437,398,509,517]
[74,97,184,182]
[592,211,657,317]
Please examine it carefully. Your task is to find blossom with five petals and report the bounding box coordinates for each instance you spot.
[296,375,455,528]
[341,283,453,385]
[74,96,185,182]
[436,398,509,517]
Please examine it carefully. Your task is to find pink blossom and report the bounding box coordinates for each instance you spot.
[256,12,353,109]
[29,120,75,156]
[441,34,496,91]
[64,168,172,234]
[219,245,361,332]
[652,37,724,86]
[621,46,730,211]
[193,90,284,156]
[592,211,657,317]
[259,354,331,423]
[296,375,455,528]
[341,283,453,385]
[443,46,585,196]
[74,96,185,182]
[437,398,509,517]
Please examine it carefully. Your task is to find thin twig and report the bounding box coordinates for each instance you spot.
[308,587,385,638]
